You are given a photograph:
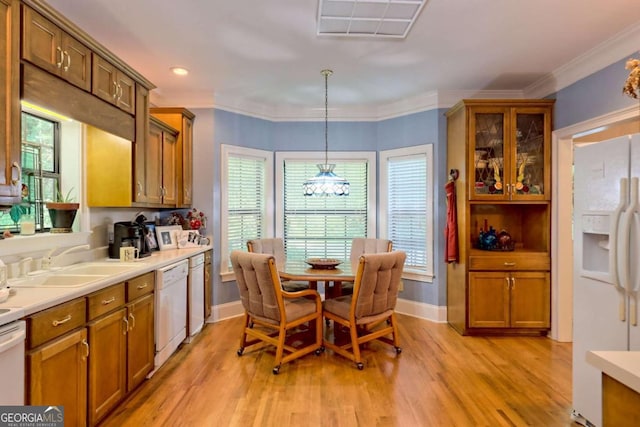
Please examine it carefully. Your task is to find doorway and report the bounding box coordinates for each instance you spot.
[552,105,640,342]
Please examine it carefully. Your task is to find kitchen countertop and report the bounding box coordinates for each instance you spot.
[587,351,640,393]
[0,246,211,323]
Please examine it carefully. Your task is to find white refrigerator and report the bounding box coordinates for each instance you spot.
[573,133,640,426]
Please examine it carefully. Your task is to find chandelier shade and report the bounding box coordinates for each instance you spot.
[303,69,350,196]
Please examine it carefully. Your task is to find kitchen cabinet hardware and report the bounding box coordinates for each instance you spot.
[52,314,72,326]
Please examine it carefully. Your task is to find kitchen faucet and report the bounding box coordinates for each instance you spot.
[42,244,90,270]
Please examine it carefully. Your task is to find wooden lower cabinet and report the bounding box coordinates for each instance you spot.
[25,273,155,426]
[126,293,154,391]
[603,374,640,426]
[27,328,89,427]
[87,307,127,426]
[468,271,550,330]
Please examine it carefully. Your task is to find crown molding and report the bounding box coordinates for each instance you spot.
[206,22,640,122]
[525,21,640,98]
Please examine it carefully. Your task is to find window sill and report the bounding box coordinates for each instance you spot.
[403,270,433,283]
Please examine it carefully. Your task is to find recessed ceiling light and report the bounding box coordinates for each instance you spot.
[171,67,189,76]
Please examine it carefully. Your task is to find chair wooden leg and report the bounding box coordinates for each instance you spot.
[390,313,401,352]
[273,325,287,374]
[237,313,251,355]
[350,323,364,370]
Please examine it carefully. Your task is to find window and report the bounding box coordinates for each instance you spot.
[0,112,60,233]
[276,152,376,262]
[220,144,273,279]
[380,144,433,281]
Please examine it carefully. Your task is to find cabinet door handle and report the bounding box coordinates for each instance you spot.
[511,277,516,289]
[56,46,63,68]
[52,314,71,327]
[129,312,136,330]
[63,51,70,72]
[136,181,142,196]
[112,81,118,99]
[122,317,129,335]
[505,277,510,289]
[81,339,89,360]
[116,84,123,101]
[101,296,116,305]
[504,262,516,267]
[11,161,21,186]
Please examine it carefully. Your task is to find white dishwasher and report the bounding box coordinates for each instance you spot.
[186,253,205,342]
[153,260,188,373]
[0,320,25,404]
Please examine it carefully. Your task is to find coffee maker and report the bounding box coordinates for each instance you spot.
[108,214,152,259]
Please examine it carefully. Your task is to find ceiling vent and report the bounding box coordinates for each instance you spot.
[317,0,427,39]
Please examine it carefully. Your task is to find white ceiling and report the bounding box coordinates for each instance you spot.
[46,0,640,120]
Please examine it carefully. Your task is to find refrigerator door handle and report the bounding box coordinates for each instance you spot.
[616,178,634,321]
[631,181,640,327]
[609,178,628,288]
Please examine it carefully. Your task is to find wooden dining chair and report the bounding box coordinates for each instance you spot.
[231,251,324,374]
[247,238,309,291]
[322,250,406,370]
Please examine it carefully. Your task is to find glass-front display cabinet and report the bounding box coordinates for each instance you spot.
[469,105,552,201]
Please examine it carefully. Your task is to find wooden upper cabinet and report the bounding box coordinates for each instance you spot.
[0,0,21,206]
[150,108,195,207]
[22,5,91,91]
[92,54,135,114]
[137,116,178,207]
[466,101,553,201]
[161,127,178,206]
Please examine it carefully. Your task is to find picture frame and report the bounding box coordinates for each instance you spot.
[176,229,201,249]
[144,222,159,251]
[155,225,182,250]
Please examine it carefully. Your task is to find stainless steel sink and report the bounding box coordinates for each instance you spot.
[8,274,106,288]
[61,262,140,276]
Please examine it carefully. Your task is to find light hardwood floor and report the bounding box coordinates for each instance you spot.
[100,314,578,427]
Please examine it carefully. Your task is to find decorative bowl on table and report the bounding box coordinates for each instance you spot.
[305,258,342,270]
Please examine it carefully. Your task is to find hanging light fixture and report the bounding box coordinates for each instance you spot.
[303,69,350,196]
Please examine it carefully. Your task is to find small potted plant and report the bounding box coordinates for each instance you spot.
[45,187,79,233]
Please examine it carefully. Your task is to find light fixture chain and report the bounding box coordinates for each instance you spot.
[324,69,329,165]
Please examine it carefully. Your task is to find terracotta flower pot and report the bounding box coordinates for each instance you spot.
[46,202,79,233]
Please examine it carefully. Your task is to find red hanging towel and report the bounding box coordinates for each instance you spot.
[444,179,459,263]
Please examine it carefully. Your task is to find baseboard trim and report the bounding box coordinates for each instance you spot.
[205,298,447,324]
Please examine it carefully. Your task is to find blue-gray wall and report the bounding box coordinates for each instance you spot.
[199,50,640,312]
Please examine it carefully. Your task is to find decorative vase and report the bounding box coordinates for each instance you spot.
[46,202,79,233]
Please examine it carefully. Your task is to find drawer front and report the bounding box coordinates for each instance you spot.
[87,283,125,320]
[127,272,155,301]
[28,298,86,349]
[469,254,550,271]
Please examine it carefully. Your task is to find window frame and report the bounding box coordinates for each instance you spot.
[275,151,377,260]
[379,144,434,282]
[220,144,274,281]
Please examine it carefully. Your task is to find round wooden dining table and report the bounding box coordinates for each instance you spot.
[278,261,355,298]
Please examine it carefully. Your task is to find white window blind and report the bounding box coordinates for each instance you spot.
[221,145,272,277]
[381,145,433,280]
[282,159,369,262]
